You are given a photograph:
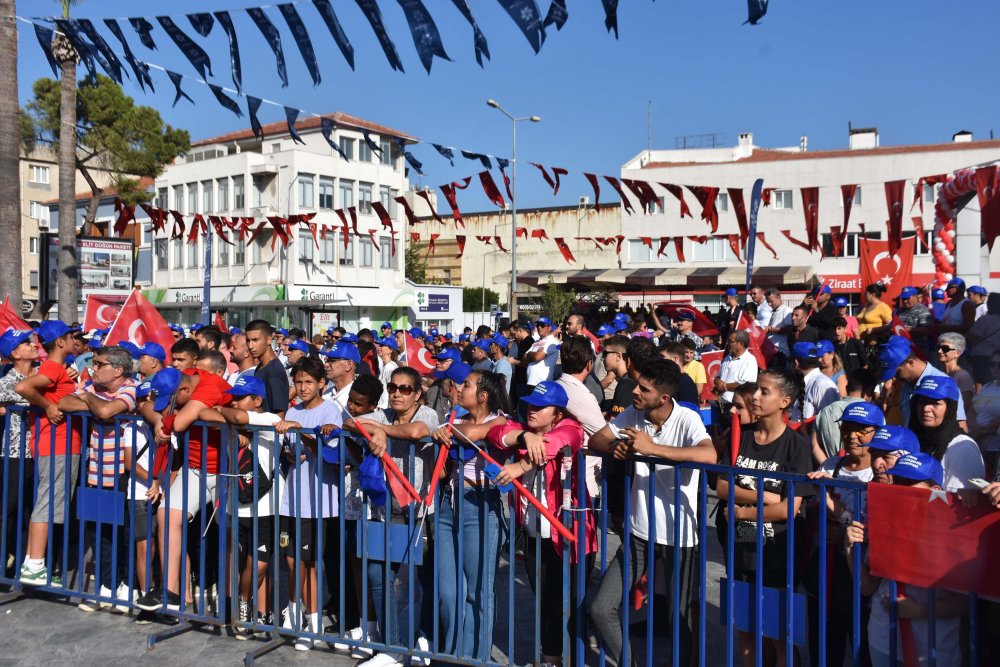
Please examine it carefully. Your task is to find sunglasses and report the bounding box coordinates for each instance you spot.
[386,382,416,396]
[91,360,111,369]
[937,345,954,353]
[601,350,622,358]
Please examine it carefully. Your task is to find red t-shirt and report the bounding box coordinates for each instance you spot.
[33,360,82,457]
[180,369,231,474]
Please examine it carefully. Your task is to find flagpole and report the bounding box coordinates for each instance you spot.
[202,229,212,326]
[744,178,764,299]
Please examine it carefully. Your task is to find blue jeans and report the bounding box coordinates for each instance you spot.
[367,555,422,649]
[437,485,503,661]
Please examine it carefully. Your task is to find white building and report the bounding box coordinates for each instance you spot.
[614,128,1000,310]
[148,112,462,336]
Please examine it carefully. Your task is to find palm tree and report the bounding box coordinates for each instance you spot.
[53,0,79,321]
[0,0,24,307]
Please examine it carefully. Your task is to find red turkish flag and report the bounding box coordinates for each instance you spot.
[0,297,31,332]
[884,180,907,256]
[890,313,911,340]
[104,289,175,352]
[737,310,776,369]
[868,483,1000,598]
[401,332,435,376]
[654,301,720,338]
[214,311,227,330]
[83,294,126,331]
[859,236,914,302]
[975,166,1000,250]
[699,350,725,402]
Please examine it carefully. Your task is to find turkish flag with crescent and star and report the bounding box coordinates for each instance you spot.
[654,301,720,338]
[736,310,776,369]
[104,289,175,352]
[401,331,436,376]
[858,236,915,302]
[83,294,127,331]
[699,350,725,402]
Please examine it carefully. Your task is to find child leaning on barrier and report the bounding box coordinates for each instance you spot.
[16,320,83,587]
[274,356,344,652]
[197,374,281,639]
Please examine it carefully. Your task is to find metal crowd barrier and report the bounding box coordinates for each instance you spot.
[0,407,989,666]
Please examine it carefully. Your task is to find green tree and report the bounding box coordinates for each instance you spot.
[463,286,501,312]
[405,242,427,284]
[0,0,22,305]
[540,276,577,324]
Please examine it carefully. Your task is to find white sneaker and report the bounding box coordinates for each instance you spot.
[293,635,314,652]
[410,636,431,667]
[333,625,375,657]
[113,582,135,613]
[78,585,113,612]
[358,653,405,667]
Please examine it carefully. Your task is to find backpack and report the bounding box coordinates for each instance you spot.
[236,445,272,505]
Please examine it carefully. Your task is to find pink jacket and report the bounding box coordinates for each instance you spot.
[487,418,597,560]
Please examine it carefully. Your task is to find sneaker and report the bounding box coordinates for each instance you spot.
[78,585,113,612]
[135,588,163,611]
[113,582,135,613]
[281,605,300,631]
[134,610,156,625]
[410,636,431,667]
[18,564,47,586]
[333,625,376,658]
[164,590,182,612]
[358,653,405,667]
[233,598,251,641]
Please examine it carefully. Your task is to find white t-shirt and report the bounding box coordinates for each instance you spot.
[755,300,773,329]
[801,367,840,421]
[818,455,873,516]
[718,350,758,403]
[125,423,150,501]
[868,578,961,667]
[557,373,606,497]
[240,411,282,518]
[323,380,354,421]
[767,304,793,355]
[526,335,559,386]
[941,434,985,492]
[279,399,345,518]
[609,401,709,547]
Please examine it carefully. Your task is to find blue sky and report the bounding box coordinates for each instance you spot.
[15,0,1000,210]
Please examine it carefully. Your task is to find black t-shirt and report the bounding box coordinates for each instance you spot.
[605,375,636,418]
[834,339,868,375]
[675,374,699,406]
[808,304,840,343]
[788,325,820,351]
[257,357,290,415]
[512,335,535,389]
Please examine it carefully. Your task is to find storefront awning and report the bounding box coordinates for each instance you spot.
[494,265,819,291]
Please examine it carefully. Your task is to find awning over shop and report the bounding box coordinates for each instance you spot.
[494,266,819,291]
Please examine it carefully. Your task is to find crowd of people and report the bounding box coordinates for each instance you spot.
[0,276,999,666]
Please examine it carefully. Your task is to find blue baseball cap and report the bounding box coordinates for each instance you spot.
[341,332,358,343]
[429,328,440,337]
[150,367,183,412]
[878,336,913,381]
[812,284,832,296]
[458,333,470,343]
[408,327,424,339]
[0,329,33,358]
[36,320,72,344]
[932,288,945,300]
[375,336,398,351]
[912,374,960,402]
[287,339,310,354]
[229,326,241,335]
[673,311,695,322]
[119,341,144,360]
[791,341,819,359]
[472,339,491,353]
[226,374,266,398]
[596,324,611,336]
[433,360,472,383]
[321,342,360,364]
[276,328,289,336]
[946,277,965,289]
[190,322,204,332]
[380,322,392,330]
[443,333,453,341]
[816,340,835,356]
[87,330,105,349]
[869,425,918,455]
[613,312,630,323]
[168,323,185,334]
[832,296,849,308]
[724,288,738,297]
[838,401,885,428]
[888,452,944,487]
[520,381,569,409]
[433,347,461,362]
[535,316,553,328]
[135,380,152,399]
[968,285,988,296]
[490,334,509,351]
[899,287,919,299]
[140,342,167,363]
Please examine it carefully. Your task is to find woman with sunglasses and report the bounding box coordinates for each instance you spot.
[908,375,984,491]
[430,370,511,662]
[936,333,977,429]
[485,381,596,666]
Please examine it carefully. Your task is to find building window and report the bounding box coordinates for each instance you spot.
[380,140,393,167]
[28,165,50,184]
[218,237,229,266]
[188,240,199,267]
[923,183,937,204]
[319,177,334,209]
[216,178,229,211]
[29,270,39,289]
[339,137,354,161]
[913,231,933,257]
[29,236,39,254]
[272,142,282,154]
[358,182,373,214]
[644,197,665,215]
[772,190,793,210]
[173,185,184,212]
[202,181,213,213]
[340,237,354,266]
[297,173,314,208]
[233,176,245,210]
[821,231,883,258]
[320,236,335,264]
[339,179,355,209]
[28,201,49,224]
[298,234,314,264]
[359,141,372,163]
[157,187,168,208]
[629,238,679,263]
[839,186,862,207]
[187,183,198,214]
[359,237,373,267]
[717,192,729,212]
[173,238,184,268]
[234,237,245,265]
[692,237,737,262]
[155,238,167,269]
[379,238,393,269]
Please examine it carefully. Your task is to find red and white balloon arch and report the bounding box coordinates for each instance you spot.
[932,168,980,288]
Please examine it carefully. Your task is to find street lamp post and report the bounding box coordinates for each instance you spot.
[486,99,540,323]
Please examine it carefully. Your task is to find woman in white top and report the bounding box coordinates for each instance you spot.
[908,375,984,491]
[375,337,400,385]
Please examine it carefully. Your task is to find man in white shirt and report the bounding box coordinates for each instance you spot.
[320,342,358,418]
[587,356,715,667]
[791,341,839,421]
[750,284,772,329]
[713,330,759,405]
[764,288,793,363]
[524,316,559,390]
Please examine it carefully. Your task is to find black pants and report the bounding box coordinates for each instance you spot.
[523,536,595,658]
[1,457,34,575]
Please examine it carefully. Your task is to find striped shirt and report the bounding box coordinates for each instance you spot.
[82,379,138,488]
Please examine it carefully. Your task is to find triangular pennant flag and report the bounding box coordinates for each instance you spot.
[277,3,322,86]
[604,176,635,214]
[531,229,549,241]
[544,0,569,29]
[354,0,405,71]
[187,13,214,37]
[320,117,351,161]
[313,0,356,69]
[32,24,59,77]
[728,188,749,247]
[208,83,243,118]
[247,96,264,139]
[496,0,546,53]
[395,196,420,226]
[213,11,242,93]
[416,190,444,224]
[285,107,306,145]
[104,19,154,91]
[601,0,620,38]
[478,171,506,208]
[450,0,490,66]
[397,0,451,73]
[800,186,820,251]
[497,157,513,201]
[884,179,906,256]
[584,173,602,211]
[756,232,778,260]
[128,17,157,51]
[461,150,492,170]
[686,186,720,233]
[166,71,193,107]
[673,237,686,263]
[246,7,289,86]
[432,144,455,165]
[455,235,466,257]
[157,16,213,79]
[554,237,575,263]
[371,202,394,231]
[335,209,351,249]
[780,229,813,252]
[841,184,858,238]
[392,137,423,175]
[975,166,1000,251]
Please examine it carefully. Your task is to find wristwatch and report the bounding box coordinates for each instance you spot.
[516,431,527,449]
